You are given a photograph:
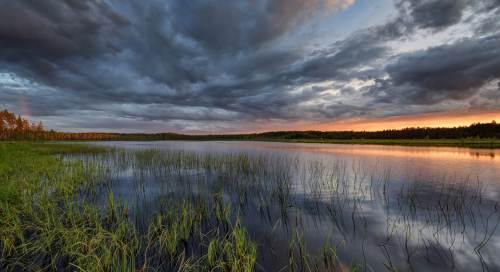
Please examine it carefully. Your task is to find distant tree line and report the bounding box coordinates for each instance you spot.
[244,122,500,140]
[1,109,499,141]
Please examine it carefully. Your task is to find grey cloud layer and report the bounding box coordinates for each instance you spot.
[0,0,499,132]
[365,35,500,105]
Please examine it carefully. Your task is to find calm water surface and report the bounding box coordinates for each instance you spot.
[85,141,500,271]
[91,140,500,181]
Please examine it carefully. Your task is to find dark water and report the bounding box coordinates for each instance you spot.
[85,141,500,271]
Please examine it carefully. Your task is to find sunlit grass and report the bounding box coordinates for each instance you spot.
[0,141,497,271]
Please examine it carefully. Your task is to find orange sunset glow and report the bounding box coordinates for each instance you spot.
[308,112,500,132]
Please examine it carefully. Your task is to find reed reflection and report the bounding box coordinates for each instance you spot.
[74,144,500,271]
[9,141,495,271]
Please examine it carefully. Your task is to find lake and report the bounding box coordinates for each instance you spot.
[82,141,500,271]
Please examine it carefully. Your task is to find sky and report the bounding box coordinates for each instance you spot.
[0,0,499,134]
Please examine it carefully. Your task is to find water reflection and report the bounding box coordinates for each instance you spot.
[77,141,500,271]
[91,141,500,183]
[469,151,496,158]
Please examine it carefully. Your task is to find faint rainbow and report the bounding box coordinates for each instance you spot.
[20,92,31,123]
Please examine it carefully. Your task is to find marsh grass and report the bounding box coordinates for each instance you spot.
[0,142,498,271]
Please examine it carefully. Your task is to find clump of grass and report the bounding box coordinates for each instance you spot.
[204,218,257,272]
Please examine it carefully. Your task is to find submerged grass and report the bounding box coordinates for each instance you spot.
[0,141,498,271]
[0,142,287,271]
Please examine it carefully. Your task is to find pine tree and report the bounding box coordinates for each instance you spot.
[16,115,23,132]
[0,113,4,131]
[37,121,44,132]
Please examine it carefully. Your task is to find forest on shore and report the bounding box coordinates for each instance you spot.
[1,109,499,141]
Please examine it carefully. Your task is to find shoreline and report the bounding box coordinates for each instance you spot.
[3,138,500,149]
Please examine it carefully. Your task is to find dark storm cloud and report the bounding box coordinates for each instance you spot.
[174,26,390,120]
[0,0,130,60]
[394,0,500,35]
[285,34,388,81]
[355,0,500,112]
[395,0,470,31]
[167,0,351,53]
[0,0,356,121]
[1,0,500,132]
[365,35,500,105]
[0,0,132,102]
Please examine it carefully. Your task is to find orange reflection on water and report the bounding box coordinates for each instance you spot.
[232,142,500,161]
[225,142,500,190]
